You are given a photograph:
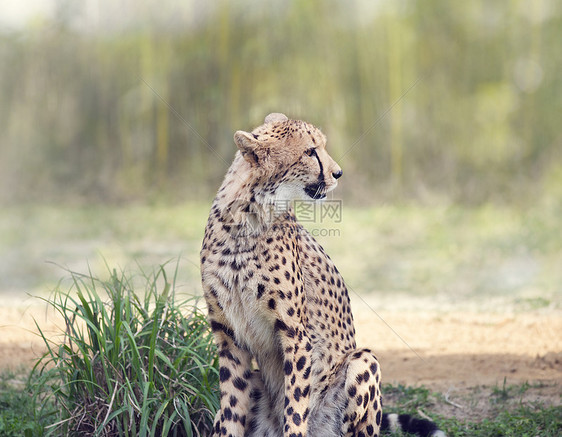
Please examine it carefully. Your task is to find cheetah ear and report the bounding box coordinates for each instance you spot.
[234,130,261,165]
[264,113,288,124]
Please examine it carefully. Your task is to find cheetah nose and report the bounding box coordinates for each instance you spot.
[332,170,343,180]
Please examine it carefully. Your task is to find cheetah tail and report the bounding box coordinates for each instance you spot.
[381,412,446,437]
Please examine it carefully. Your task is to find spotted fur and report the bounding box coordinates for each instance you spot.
[200,113,444,437]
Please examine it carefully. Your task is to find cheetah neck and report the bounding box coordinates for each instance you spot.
[214,153,296,236]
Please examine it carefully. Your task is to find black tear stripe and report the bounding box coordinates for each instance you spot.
[311,149,324,181]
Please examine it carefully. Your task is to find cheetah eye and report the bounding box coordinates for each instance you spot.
[305,148,315,157]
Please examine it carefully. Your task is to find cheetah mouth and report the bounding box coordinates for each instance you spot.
[304,183,327,200]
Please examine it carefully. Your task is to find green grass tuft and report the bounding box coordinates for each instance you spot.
[30,262,219,436]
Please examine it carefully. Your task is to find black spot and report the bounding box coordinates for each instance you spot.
[250,389,262,401]
[219,366,231,382]
[293,413,301,426]
[363,370,370,381]
[223,407,232,420]
[257,283,265,299]
[229,395,238,407]
[231,260,242,271]
[296,356,306,371]
[361,410,369,423]
[233,377,248,391]
[294,387,301,402]
[268,299,276,310]
[275,319,288,331]
[210,322,235,340]
[284,360,293,375]
[348,386,357,397]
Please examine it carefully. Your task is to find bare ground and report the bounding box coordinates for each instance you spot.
[1,294,560,422]
[353,300,562,421]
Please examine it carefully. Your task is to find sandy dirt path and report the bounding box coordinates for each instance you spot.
[353,308,562,390]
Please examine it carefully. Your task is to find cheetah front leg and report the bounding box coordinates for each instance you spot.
[308,348,382,437]
[209,323,253,437]
[274,317,314,437]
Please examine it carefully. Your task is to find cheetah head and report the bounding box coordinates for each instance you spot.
[234,113,343,203]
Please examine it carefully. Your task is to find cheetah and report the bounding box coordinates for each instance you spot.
[200,113,445,437]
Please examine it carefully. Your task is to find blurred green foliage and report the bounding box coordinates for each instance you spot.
[0,0,561,204]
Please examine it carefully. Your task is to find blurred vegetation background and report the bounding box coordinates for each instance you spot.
[1,0,561,206]
[1,1,561,306]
